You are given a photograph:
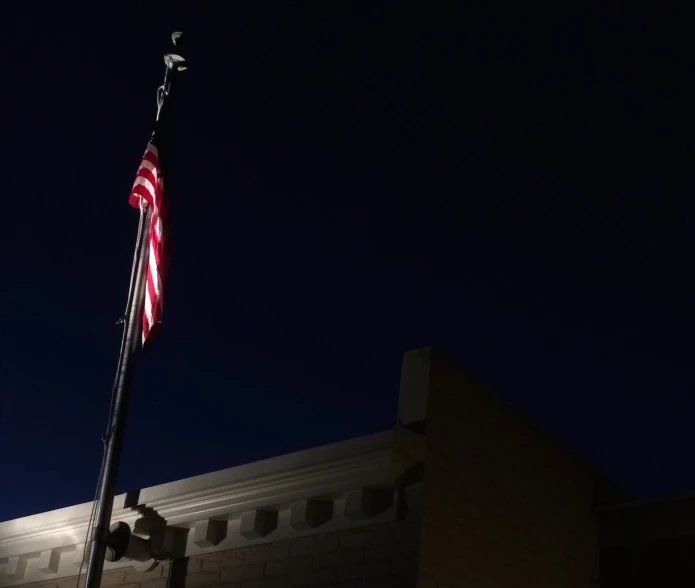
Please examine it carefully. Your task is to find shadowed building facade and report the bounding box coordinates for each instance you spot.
[0,347,690,587]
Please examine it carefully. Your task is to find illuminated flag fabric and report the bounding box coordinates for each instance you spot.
[128,140,165,344]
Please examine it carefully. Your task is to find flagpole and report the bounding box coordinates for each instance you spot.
[83,204,151,588]
[83,34,186,588]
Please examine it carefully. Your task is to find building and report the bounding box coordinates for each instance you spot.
[0,347,692,588]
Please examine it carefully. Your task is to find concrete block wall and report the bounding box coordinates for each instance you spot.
[19,521,419,588]
[409,348,600,588]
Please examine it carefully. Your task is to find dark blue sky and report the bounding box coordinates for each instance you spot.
[2,3,694,522]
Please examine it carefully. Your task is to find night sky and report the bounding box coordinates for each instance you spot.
[2,3,694,523]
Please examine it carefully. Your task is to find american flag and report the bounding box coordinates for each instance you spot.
[128,139,165,344]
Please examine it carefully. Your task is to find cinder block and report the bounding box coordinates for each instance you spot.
[312,551,338,569]
[265,556,312,576]
[314,534,340,552]
[364,575,411,588]
[365,543,394,560]
[242,565,265,580]
[241,578,286,588]
[337,560,390,581]
[340,526,392,548]
[337,547,364,565]
[58,577,85,588]
[245,543,289,564]
[17,580,58,588]
[289,534,339,556]
[140,579,169,588]
[289,537,316,556]
[221,567,243,582]
[340,531,367,548]
[287,568,336,587]
[222,564,264,582]
[201,551,244,571]
[313,546,363,569]
[183,571,222,588]
[101,570,127,586]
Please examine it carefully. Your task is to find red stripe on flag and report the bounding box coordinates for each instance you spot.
[129,143,166,346]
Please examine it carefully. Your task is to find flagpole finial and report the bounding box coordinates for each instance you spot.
[157,32,187,119]
[164,31,187,72]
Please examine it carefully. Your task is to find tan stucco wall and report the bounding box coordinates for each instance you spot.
[411,348,600,588]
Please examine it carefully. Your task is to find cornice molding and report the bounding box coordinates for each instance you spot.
[0,431,421,587]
